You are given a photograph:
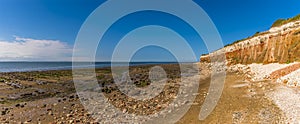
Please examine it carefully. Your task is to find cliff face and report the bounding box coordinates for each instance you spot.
[201,19,300,65]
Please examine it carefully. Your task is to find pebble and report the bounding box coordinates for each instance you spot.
[122,109,127,113]
[15,103,20,107]
[48,111,53,116]
[67,114,73,117]
[1,110,6,115]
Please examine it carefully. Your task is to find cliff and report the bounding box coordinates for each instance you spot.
[201,15,300,65]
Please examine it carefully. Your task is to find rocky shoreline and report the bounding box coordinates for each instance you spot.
[0,63,204,123]
[0,62,299,123]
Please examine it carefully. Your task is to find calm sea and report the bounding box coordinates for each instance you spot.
[0,62,175,72]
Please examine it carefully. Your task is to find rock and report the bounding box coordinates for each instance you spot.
[192,93,200,96]
[1,110,6,115]
[15,104,20,107]
[233,111,243,122]
[133,105,137,109]
[191,102,199,106]
[67,114,73,117]
[0,98,5,103]
[157,105,162,109]
[122,109,127,113]
[0,79,5,83]
[26,119,32,122]
[21,93,33,97]
[34,89,46,94]
[6,82,23,89]
[85,113,91,117]
[69,95,75,99]
[36,80,51,85]
[42,104,47,108]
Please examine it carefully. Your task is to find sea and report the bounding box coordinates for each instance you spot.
[0,62,176,72]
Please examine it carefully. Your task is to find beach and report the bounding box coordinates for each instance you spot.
[0,62,298,123]
[0,63,188,123]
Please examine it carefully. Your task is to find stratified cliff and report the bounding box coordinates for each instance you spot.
[201,15,300,65]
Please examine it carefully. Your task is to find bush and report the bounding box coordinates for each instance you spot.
[286,60,291,64]
[271,14,300,27]
[272,19,286,27]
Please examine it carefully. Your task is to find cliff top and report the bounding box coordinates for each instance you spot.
[271,14,300,28]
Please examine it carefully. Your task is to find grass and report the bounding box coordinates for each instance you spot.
[232,57,240,64]
[135,81,148,88]
[102,88,112,94]
[0,77,6,82]
[140,81,148,87]
[223,14,300,48]
[202,14,300,59]
[271,14,300,28]
[96,75,105,79]
[224,31,269,48]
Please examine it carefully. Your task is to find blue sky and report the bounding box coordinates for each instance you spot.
[0,0,300,61]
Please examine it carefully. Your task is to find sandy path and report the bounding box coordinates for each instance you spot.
[177,73,285,123]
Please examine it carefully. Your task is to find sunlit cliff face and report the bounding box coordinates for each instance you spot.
[201,21,300,65]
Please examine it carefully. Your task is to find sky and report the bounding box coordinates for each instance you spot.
[0,0,300,61]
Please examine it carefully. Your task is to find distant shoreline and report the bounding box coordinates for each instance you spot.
[0,62,189,73]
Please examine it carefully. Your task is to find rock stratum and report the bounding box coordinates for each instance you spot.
[201,14,300,65]
[199,15,300,123]
[200,14,300,88]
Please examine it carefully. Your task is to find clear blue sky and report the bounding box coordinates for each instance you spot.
[0,0,300,61]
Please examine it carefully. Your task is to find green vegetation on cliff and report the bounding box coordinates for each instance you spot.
[271,14,300,27]
[202,14,300,65]
[223,14,300,48]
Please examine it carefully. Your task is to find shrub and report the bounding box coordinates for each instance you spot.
[271,14,300,27]
[272,19,286,27]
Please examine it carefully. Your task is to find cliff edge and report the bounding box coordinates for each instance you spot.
[201,14,300,65]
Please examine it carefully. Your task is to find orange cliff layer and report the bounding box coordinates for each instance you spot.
[201,20,300,65]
